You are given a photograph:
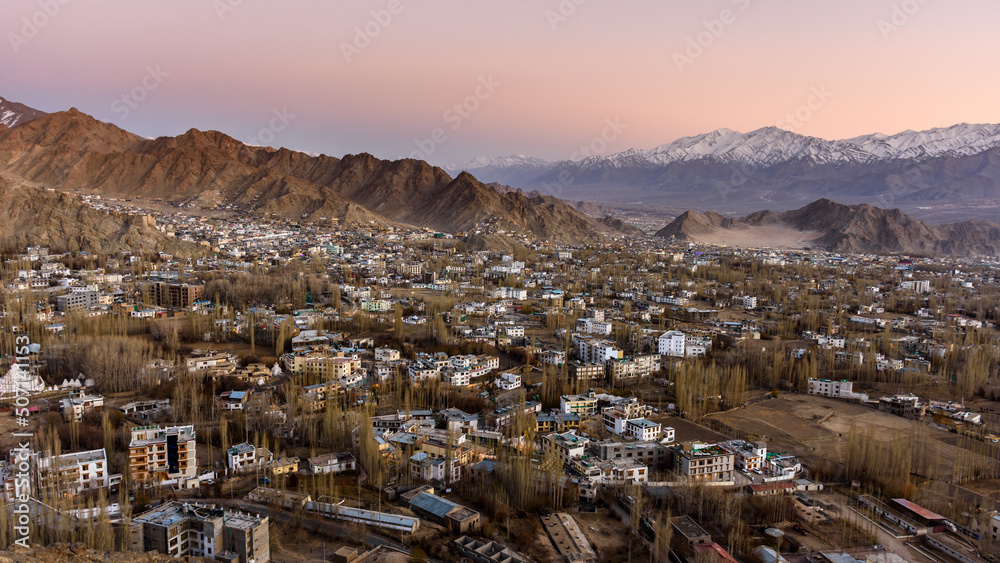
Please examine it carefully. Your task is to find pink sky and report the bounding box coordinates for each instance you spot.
[5,0,1000,164]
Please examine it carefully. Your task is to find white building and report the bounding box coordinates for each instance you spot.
[625,418,661,442]
[496,372,521,391]
[577,339,623,364]
[658,330,686,358]
[227,442,272,474]
[375,347,400,362]
[30,448,110,495]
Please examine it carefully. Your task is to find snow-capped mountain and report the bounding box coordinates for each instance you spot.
[459,123,1000,173]
[455,123,1000,209]
[0,96,47,128]
[447,154,551,173]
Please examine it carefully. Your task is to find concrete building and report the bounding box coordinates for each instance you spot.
[673,442,735,482]
[55,291,99,312]
[20,448,110,496]
[143,282,204,309]
[130,502,269,563]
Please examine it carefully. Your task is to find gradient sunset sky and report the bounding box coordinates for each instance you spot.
[6,0,1000,164]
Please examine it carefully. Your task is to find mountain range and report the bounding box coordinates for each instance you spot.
[0,102,637,251]
[450,124,1000,209]
[655,199,1000,256]
[3,96,1000,257]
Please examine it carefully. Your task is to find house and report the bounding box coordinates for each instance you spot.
[305,452,356,475]
[219,390,251,411]
[496,372,521,390]
[61,392,105,422]
[269,457,300,476]
[545,431,590,464]
[227,442,273,474]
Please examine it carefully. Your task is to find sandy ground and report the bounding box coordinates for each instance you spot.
[690,225,824,250]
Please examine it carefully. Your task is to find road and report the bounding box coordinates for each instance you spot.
[824,492,936,563]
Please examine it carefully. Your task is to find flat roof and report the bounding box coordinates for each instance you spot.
[892,498,945,521]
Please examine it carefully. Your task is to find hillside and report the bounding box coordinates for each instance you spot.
[655,199,1000,256]
[0,110,634,244]
[0,178,205,255]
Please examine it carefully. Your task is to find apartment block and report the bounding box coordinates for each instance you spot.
[673,442,735,482]
[129,425,197,483]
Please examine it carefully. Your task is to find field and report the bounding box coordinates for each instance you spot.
[709,393,1000,515]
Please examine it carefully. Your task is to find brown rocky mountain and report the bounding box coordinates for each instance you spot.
[0,109,634,244]
[655,198,1000,256]
[0,178,204,255]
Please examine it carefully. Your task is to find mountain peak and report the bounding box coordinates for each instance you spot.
[0,96,49,128]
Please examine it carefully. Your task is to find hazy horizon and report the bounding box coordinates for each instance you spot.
[7,0,1000,165]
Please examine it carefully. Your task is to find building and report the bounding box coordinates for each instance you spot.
[535,411,581,433]
[454,536,526,563]
[374,347,400,362]
[670,515,712,546]
[658,330,686,358]
[568,361,604,382]
[807,378,853,398]
[673,442,735,482]
[268,457,300,476]
[577,339,623,364]
[496,372,521,390]
[721,440,767,471]
[61,392,105,422]
[130,502,269,563]
[407,490,481,533]
[593,440,670,467]
[12,448,111,496]
[144,282,205,309]
[560,391,597,415]
[55,290,99,312]
[227,443,273,474]
[129,425,198,484]
[305,452,356,475]
[545,431,590,464]
[879,394,926,419]
[624,418,661,442]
